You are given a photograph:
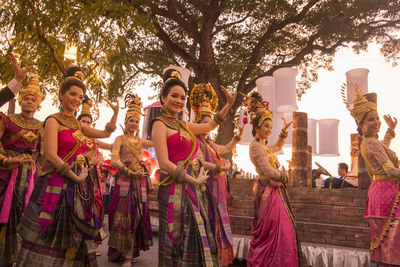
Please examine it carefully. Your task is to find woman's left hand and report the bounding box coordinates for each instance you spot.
[220,85,237,107]
[104,98,119,113]
[281,117,293,132]
[233,121,244,138]
[384,114,397,130]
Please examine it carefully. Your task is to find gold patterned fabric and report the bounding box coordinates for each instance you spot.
[249,140,281,180]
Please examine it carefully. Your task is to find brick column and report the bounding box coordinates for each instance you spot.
[292,112,308,187]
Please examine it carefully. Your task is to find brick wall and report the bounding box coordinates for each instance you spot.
[148,178,370,249]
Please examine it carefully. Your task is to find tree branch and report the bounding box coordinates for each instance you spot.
[212,12,251,35]
[236,0,320,93]
[27,1,66,76]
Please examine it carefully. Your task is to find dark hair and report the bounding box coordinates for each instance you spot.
[65,66,84,79]
[77,113,92,122]
[60,78,86,98]
[338,163,349,173]
[160,69,187,105]
[312,169,321,179]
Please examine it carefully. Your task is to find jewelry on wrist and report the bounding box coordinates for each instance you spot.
[387,128,396,138]
[172,166,186,183]
[214,164,221,173]
[213,112,224,125]
[279,129,288,139]
[105,123,117,133]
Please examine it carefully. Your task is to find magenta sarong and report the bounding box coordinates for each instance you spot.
[247,180,298,267]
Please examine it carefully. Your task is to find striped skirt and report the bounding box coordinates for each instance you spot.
[16,174,99,267]
[158,175,219,267]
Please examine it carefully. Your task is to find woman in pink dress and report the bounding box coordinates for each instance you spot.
[151,69,236,267]
[189,83,243,266]
[17,72,118,266]
[245,92,299,267]
[345,89,400,266]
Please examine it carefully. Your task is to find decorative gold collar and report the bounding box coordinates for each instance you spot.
[9,114,42,130]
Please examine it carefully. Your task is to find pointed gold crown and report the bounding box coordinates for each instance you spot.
[341,83,377,124]
[189,83,218,122]
[81,95,100,123]
[18,74,45,105]
[243,91,273,127]
[124,94,142,123]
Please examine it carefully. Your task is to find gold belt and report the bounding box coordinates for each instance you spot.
[372,174,398,182]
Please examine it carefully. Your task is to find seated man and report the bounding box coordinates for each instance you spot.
[324,163,356,188]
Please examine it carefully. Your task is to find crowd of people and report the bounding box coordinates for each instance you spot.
[0,52,399,267]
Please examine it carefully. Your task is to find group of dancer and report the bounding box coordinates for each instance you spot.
[0,51,399,267]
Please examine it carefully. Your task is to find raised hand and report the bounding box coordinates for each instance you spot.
[281,117,293,132]
[220,85,237,107]
[8,52,33,83]
[103,98,119,113]
[233,121,244,138]
[384,114,397,131]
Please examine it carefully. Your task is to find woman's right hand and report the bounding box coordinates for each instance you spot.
[196,167,209,185]
[5,154,32,167]
[76,165,88,183]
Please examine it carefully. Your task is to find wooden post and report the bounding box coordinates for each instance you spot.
[292,112,308,187]
[7,99,16,115]
[307,145,312,187]
[358,93,376,190]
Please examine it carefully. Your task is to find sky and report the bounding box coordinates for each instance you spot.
[1,42,399,176]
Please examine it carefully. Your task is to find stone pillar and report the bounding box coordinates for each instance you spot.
[307,145,312,187]
[358,93,376,190]
[292,112,308,187]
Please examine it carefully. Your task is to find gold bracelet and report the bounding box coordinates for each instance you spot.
[0,154,9,166]
[105,123,116,133]
[172,166,186,183]
[279,129,288,139]
[213,112,224,125]
[215,164,221,172]
[56,162,69,175]
[234,135,241,142]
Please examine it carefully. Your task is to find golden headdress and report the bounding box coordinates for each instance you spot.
[80,95,100,123]
[244,91,273,127]
[189,83,219,122]
[18,74,45,105]
[65,70,85,82]
[124,94,142,123]
[341,83,377,124]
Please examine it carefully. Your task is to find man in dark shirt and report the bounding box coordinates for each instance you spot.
[324,163,356,188]
[0,53,33,108]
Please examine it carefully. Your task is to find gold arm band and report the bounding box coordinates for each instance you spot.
[279,129,288,139]
[382,160,395,172]
[234,135,241,142]
[213,112,224,125]
[105,123,116,133]
[172,166,186,184]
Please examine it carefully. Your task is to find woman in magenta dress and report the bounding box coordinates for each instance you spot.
[151,69,236,267]
[16,72,118,266]
[245,92,299,267]
[344,89,400,266]
[107,94,153,267]
[189,83,243,266]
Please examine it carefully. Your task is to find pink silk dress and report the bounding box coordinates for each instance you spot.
[247,140,299,267]
[361,137,400,266]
